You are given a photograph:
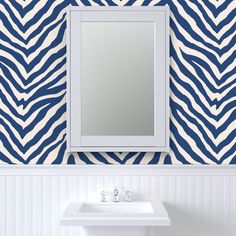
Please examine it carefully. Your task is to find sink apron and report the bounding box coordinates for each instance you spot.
[82,226,148,236]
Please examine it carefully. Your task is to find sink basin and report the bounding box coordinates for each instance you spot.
[80,202,154,214]
[61,201,170,226]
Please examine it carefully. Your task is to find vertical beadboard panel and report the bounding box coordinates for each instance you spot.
[229,176,235,236]
[7,176,16,236]
[60,176,69,236]
[42,176,51,236]
[132,175,141,201]
[0,173,235,236]
[0,176,7,236]
[15,176,25,236]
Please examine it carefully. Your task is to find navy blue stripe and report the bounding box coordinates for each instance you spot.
[91,153,112,164]
[133,153,146,164]
[148,153,161,164]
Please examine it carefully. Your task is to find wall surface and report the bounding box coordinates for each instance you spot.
[0,166,235,236]
[0,0,235,164]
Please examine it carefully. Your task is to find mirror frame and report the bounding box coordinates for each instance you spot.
[67,6,170,152]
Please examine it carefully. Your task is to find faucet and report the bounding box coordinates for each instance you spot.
[100,191,107,202]
[125,190,133,202]
[113,187,119,202]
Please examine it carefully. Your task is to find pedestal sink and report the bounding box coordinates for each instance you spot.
[61,201,170,236]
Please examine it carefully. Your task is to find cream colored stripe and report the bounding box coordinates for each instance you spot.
[0,69,65,102]
[186,0,236,28]
[171,113,216,164]
[191,61,236,89]
[139,153,155,165]
[178,110,236,159]
[222,151,236,164]
[171,58,236,106]
[171,28,235,77]
[171,13,236,59]
[0,87,65,116]
[4,1,64,39]
[173,0,236,41]
[208,0,230,8]
[28,129,66,165]
[0,56,66,90]
[197,0,236,25]
[84,153,108,164]
[0,140,23,164]
[171,76,236,126]
[171,88,236,141]
[170,131,200,164]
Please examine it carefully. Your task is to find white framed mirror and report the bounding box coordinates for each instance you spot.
[67,7,169,152]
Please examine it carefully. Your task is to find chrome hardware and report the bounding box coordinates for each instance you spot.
[125,190,133,202]
[113,187,119,202]
[100,191,108,202]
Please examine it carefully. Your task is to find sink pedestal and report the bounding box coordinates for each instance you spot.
[83,226,148,236]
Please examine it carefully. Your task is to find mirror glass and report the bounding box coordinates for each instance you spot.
[81,22,154,136]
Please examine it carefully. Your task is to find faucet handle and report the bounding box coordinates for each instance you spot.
[100,191,108,202]
[125,190,133,202]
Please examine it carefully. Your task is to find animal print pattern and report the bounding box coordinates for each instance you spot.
[0,0,235,164]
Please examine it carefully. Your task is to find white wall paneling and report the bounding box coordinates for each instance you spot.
[0,166,235,236]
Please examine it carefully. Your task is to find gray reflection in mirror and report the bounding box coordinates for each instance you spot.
[81,22,154,136]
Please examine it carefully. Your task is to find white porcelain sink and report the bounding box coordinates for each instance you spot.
[79,202,154,214]
[61,201,170,228]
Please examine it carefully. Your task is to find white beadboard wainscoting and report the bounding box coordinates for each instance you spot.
[0,165,235,236]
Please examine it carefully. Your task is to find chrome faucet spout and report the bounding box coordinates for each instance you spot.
[113,188,119,202]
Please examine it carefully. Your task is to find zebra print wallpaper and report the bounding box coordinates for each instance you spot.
[0,0,235,165]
